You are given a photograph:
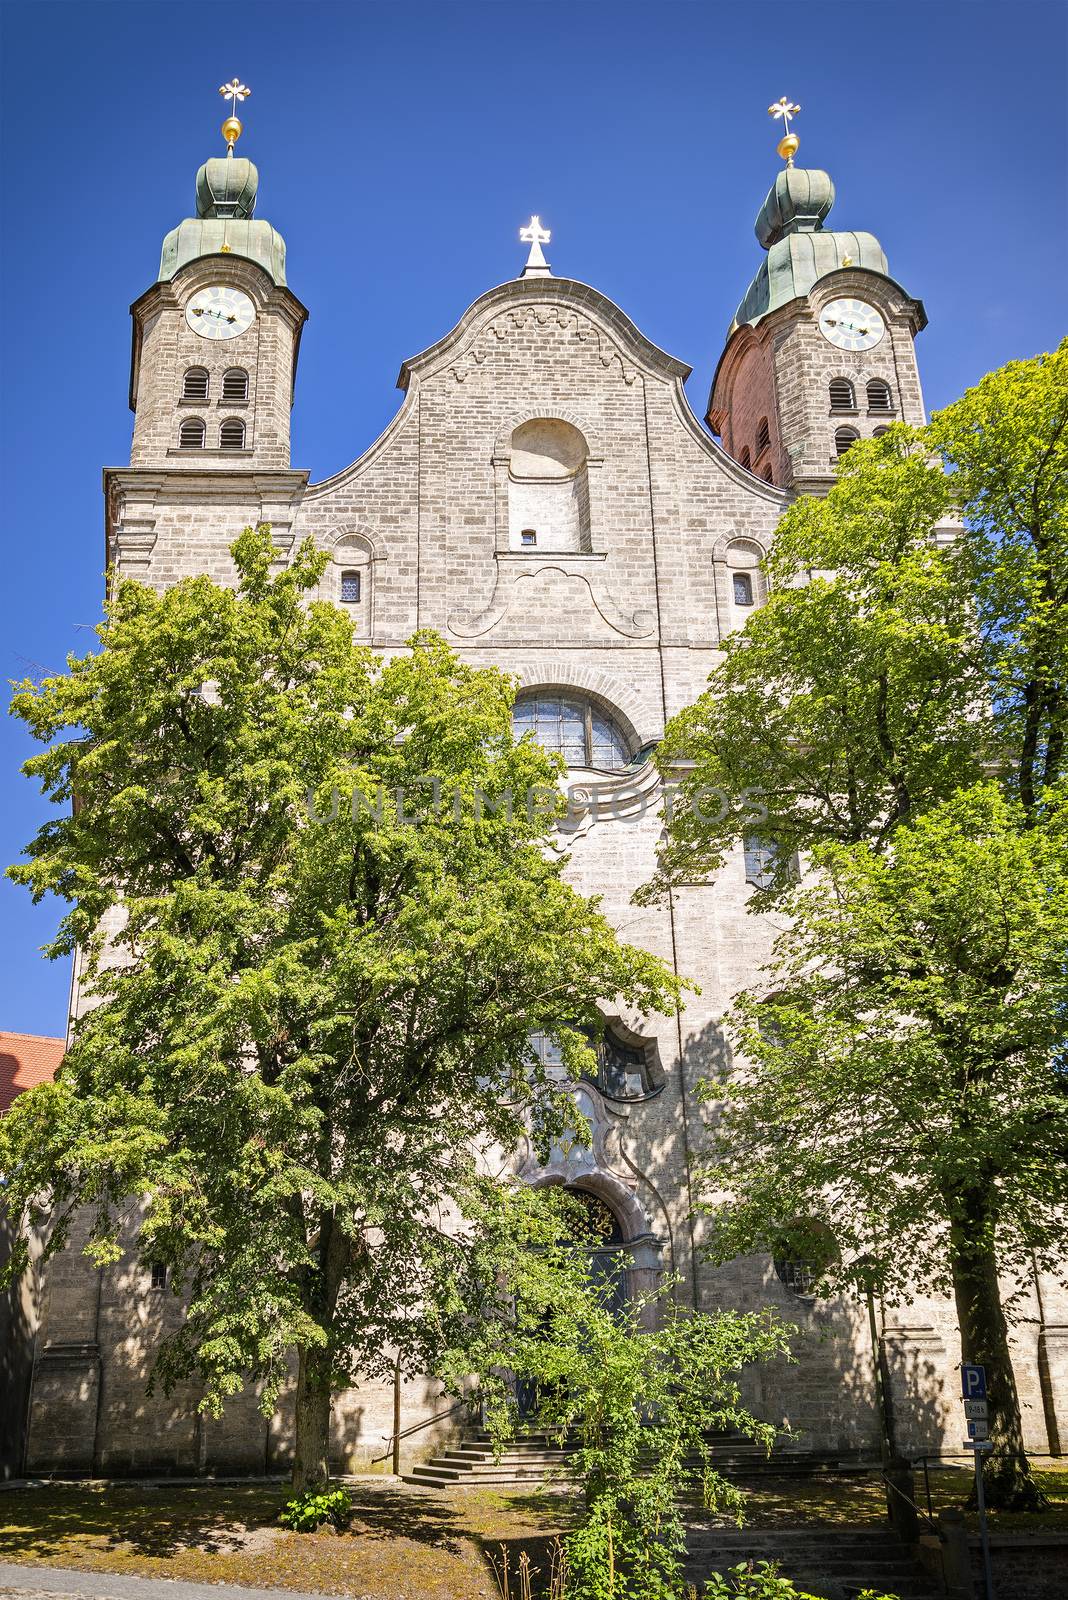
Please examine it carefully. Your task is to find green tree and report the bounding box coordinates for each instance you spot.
[709,784,1068,1508]
[647,342,1068,1507]
[441,1186,793,1600]
[1,528,678,1489]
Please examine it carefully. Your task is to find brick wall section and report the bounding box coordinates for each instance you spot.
[28,268,1067,1475]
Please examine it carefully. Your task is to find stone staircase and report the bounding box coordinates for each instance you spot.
[402,1430,574,1488]
[403,1428,876,1490]
[684,1527,944,1600]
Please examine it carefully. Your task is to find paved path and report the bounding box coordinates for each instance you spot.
[0,1566,346,1600]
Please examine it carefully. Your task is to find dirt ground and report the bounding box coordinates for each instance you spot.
[0,1465,1064,1599]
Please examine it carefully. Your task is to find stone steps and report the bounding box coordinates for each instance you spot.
[684,1528,944,1600]
[402,1428,867,1490]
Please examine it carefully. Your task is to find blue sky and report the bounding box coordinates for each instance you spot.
[1,0,1065,1037]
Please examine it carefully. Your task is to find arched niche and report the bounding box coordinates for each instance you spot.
[507,418,592,553]
[328,531,376,635]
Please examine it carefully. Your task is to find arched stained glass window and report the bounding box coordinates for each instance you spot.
[512,692,629,770]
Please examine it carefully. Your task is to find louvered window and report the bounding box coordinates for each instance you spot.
[834,427,859,458]
[738,447,751,471]
[222,368,249,402]
[340,570,361,604]
[178,417,206,449]
[219,418,246,450]
[762,465,774,483]
[867,379,892,411]
[756,417,770,454]
[182,367,209,401]
[829,378,855,410]
[873,426,890,438]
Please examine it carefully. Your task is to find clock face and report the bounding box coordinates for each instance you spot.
[185,285,256,341]
[818,298,885,352]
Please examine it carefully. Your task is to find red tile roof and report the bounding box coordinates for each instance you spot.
[0,1031,65,1115]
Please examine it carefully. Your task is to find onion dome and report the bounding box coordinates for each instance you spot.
[755,167,835,246]
[196,156,258,220]
[158,151,287,287]
[731,166,889,332]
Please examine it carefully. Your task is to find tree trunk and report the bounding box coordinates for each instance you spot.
[292,1342,333,1491]
[290,1207,352,1491]
[949,1191,1047,1510]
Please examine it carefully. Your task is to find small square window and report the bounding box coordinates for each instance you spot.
[340,571,361,604]
[520,529,537,547]
[733,572,754,606]
[150,1262,167,1292]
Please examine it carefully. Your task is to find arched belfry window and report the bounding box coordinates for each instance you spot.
[182,367,209,401]
[222,368,249,402]
[219,418,246,450]
[508,419,591,552]
[738,446,751,471]
[834,426,859,458]
[512,691,629,771]
[179,417,206,449]
[829,378,855,410]
[867,378,893,412]
[755,416,771,455]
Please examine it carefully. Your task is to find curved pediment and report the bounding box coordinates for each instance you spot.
[396,275,692,391]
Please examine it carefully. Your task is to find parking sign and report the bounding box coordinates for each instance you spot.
[961,1364,987,1400]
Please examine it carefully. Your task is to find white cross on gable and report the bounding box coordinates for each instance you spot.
[520,215,551,247]
[519,215,552,278]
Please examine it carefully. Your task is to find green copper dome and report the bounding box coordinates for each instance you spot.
[196,156,258,219]
[731,166,888,332]
[157,150,287,287]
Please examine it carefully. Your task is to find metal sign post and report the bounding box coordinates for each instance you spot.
[960,1365,995,1600]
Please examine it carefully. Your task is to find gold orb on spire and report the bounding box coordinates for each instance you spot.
[768,96,801,166]
[218,78,251,151]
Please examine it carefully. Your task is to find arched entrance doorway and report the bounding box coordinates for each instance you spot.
[568,1187,629,1317]
[516,1186,630,1420]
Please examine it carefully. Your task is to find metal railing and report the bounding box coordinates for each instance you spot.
[371,1397,475,1468]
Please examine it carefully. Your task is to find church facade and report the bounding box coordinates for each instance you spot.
[21,122,1068,1477]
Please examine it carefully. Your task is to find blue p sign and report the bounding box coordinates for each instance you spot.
[961,1364,987,1400]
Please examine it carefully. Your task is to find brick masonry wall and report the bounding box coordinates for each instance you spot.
[28,270,1068,1475]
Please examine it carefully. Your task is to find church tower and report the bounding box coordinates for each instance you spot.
[708,100,927,493]
[127,86,306,473]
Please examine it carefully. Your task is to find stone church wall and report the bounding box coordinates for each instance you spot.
[24,250,1067,1475]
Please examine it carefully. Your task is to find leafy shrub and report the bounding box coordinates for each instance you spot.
[278,1484,353,1533]
[701,1564,898,1599]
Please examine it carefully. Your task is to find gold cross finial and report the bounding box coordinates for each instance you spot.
[768,96,801,166]
[218,78,251,151]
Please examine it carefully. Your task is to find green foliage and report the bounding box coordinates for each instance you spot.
[929,339,1068,811]
[707,782,1068,1300]
[701,1563,857,1599]
[443,1190,794,1600]
[1,527,679,1458]
[278,1484,353,1532]
[649,344,1068,1508]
